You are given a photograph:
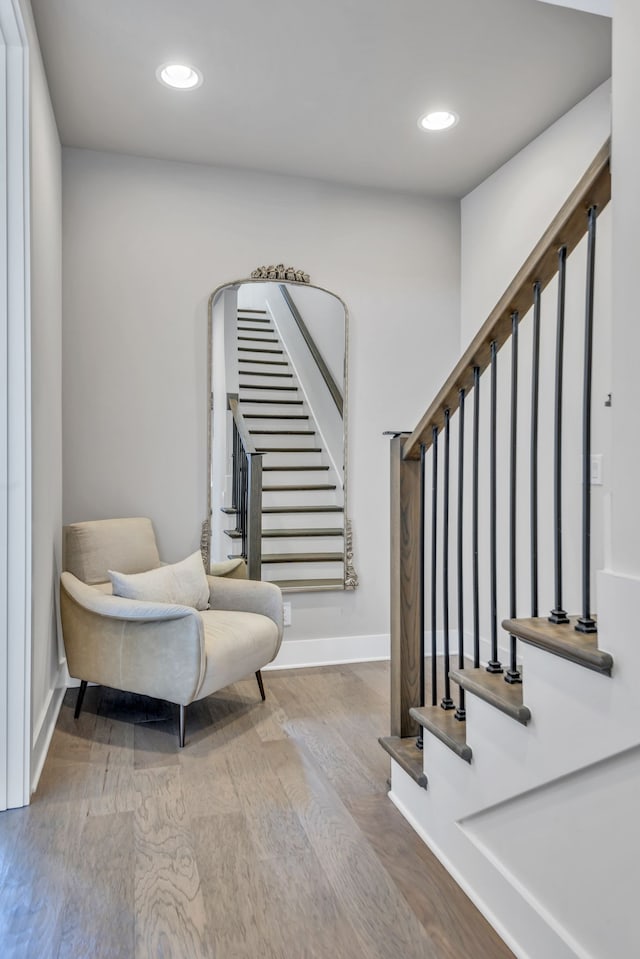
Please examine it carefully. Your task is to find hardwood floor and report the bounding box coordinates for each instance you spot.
[0,663,514,959]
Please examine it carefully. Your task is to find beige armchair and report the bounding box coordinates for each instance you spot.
[59,517,283,746]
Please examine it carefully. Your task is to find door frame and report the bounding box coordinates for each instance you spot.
[0,0,31,811]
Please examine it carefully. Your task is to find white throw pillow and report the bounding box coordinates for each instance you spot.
[109,551,210,611]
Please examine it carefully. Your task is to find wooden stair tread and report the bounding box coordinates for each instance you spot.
[237,325,274,332]
[243,415,309,420]
[272,578,346,591]
[239,358,289,366]
[409,706,472,763]
[256,447,323,453]
[379,736,428,789]
[238,347,282,354]
[263,465,329,471]
[262,506,344,513]
[237,309,268,315]
[239,398,303,404]
[503,616,613,675]
[238,336,278,342]
[450,666,531,725]
[225,527,343,539]
[221,505,341,515]
[240,371,294,378]
[263,484,336,491]
[258,552,344,563]
[249,429,315,435]
[242,387,299,393]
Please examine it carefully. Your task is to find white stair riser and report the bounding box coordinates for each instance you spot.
[262,469,330,485]
[239,405,307,418]
[262,489,338,507]
[262,561,345,581]
[261,537,344,555]
[241,418,311,432]
[253,435,319,450]
[260,451,324,467]
[240,390,301,402]
[237,349,282,362]
[261,512,344,531]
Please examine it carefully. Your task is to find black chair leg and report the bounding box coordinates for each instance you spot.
[178,704,186,747]
[74,680,88,719]
[255,670,266,701]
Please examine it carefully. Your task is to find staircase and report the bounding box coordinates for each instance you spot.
[380,141,639,958]
[225,306,346,590]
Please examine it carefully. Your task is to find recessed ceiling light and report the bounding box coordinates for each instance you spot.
[157,63,203,90]
[418,110,459,132]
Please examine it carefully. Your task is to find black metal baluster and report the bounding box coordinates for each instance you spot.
[472,366,481,669]
[441,409,455,709]
[487,340,503,673]
[241,445,248,558]
[530,282,541,618]
[576,207,598,634]
[233,421,241,532]
[455,390,466,720]
[549,247,570,624]
[431,425,438,705]
[417,442,426,750]
[506,312,522,684]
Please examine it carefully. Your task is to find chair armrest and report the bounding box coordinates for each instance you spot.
[60,572,206,704]
[61,571,196,622]
[207,575,284,638]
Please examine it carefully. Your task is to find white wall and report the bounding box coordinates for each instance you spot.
[456,82,612,645]
[62,149,460,652]
[461,80,611,350]
[611,0,640,578]
[287,284,345,393]
[20,0,64,790]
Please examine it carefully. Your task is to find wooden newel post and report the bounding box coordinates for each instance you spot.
[390,435,422,739]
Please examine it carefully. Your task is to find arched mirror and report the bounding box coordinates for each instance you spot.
[203,266,357,592]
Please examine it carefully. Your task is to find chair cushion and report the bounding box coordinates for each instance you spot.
[109,551,210,611]
[64,517,161,585]
[197,609,279,699]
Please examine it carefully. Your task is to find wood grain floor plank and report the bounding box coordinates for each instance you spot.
[265,737,445,959]
[0,799,83,959]
[349,660,390,703]
[225,744,311,862]
[56,810,135,959]
[348,793,515,959]
[133,767,212,959]
[4,664,515,959]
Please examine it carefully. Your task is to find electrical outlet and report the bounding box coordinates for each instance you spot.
[591,454,603,486]
[283,602,292,627]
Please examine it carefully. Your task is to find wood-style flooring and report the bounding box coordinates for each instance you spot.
[0,662,514,959]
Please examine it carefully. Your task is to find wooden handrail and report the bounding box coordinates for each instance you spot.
[403,138,611,461]
[228,394,258,454]
[279,284,344,417]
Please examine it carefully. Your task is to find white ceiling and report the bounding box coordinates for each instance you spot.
[30,0,611,198]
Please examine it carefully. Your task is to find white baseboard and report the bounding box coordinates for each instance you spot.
[30,673,66,795]
[264,632,389,670]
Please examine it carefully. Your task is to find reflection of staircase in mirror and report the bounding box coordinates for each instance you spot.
[224,306,345,590]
